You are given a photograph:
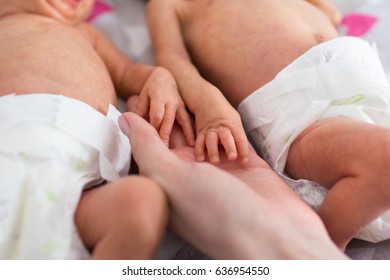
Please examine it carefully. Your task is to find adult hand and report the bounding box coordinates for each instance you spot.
[118,112,347,259]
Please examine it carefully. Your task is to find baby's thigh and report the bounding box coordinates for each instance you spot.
[75,176,168,249]
[286,117,390,188]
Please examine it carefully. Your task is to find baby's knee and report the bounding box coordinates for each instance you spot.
[115,176,169,237]
[357,129,390,200]
[118,175,167,212]
[364,130,390,172]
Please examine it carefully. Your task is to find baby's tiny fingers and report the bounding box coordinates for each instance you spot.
[134,95,149,118]
[149,99,164,130]
[195,133,206,162]
[218,128,237,161]
[234,130,249,164]
[205,131,220,164]
[159,105,176,146]
[176,107,195,147]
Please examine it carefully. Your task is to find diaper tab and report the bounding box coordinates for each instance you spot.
[56,98,130,181]
[238,67,316,132]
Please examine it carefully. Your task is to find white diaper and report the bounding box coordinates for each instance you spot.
[0,94,131,259]
[238,37,390,243]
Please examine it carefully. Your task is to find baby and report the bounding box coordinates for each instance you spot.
[0,0,195,259]
[147,0,390,249]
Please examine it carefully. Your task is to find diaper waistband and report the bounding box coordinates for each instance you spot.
[238,37,390,131]
[0,94,130,181]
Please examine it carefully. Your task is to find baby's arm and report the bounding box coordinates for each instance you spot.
[77,23,194,146]
[306,0,342,25]
[147,0,248,163]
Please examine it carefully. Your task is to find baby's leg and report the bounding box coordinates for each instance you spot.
[75,176,168,259]
[286,117,390,249]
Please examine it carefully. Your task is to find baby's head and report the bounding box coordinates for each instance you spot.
[1,0,96,24]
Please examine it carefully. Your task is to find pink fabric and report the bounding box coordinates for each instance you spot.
[87,1,113,22]
[341,13,378,37]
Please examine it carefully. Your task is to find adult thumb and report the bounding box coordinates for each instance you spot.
[118,112,171,172]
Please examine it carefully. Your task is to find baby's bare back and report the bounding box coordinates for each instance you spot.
[0,14,116,114]
[177,0,338,107]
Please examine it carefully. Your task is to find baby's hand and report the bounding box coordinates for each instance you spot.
[133,66,194,146]
[195,103,249,164]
